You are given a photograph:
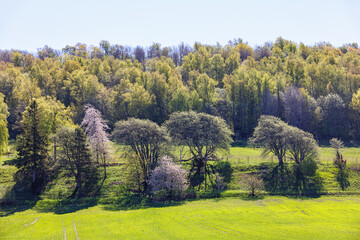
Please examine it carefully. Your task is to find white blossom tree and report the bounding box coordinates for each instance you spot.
[81,104,111,178]
[148,156,188,200]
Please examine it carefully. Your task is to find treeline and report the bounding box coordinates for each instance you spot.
[1,38,360,142]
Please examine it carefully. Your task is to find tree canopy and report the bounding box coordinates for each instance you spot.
[1,38,360,142]
[164,111,233,188]
[111,118,170,192]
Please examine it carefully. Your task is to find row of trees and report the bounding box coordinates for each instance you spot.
[3,98,351,199]
[10,98,234,198]
[1,38,360,142]
[250,115,351,193]
[112,111,233,195]
[13,100,108,197]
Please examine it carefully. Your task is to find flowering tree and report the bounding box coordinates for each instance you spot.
[148,156,188,200]
[111,118,170,192]
[81,104,110,178]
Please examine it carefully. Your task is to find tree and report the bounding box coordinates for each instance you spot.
[148,156,188,200]
[286,127,318,191]
[134,46,145,64]
[122,84,154,119]
[0,93,9,157]
[164,111,233,189]
[317,93,348,139]
[283,86,318,134]
[15,100,49,193]
[99,40,111,56]
[241,174,264,196]
[81,104,110,178]
[192,73,218,110]
[301,157,318,185]
[286,127,318,165]
[56,127,99,198]
[249,115,289,166]
[36,97,74,163]
[37,45,57,60]
[209,54,225,85]
[348,89,360,139]
[111,118,170,192]
[330,138,350,190]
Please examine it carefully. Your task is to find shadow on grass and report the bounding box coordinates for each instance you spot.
[0,183,40,217]
[211,193,265,202]
[0,201,37,217]
[34,198,99,214]
[101,194,185,211]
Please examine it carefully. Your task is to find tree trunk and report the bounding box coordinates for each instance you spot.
[277,155,284,166]
[53,139,57,163]
[32,168,36,183]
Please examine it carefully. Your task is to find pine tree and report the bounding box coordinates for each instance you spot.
[57,127,98,198]
[16,100,49,193]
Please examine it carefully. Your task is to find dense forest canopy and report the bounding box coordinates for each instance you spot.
[1,37,360,141]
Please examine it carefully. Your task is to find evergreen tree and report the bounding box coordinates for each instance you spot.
[57,127,98,198]
[15,100,49,193]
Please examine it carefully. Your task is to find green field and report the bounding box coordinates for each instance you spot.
[1,196,359,239]
[1,144,360,239]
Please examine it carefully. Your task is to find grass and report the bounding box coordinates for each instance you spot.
[1,142,360,239]
[0,196,359,239]
[1,143,360,201]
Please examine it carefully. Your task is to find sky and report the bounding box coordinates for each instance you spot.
[0,0,359,52]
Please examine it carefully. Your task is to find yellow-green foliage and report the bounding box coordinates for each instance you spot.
[0,93,9,156]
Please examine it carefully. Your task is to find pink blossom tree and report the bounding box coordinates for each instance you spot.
[148,156,188,200]
[81,104,111,178]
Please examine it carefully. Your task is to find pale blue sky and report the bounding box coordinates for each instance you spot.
[0,0,359,51]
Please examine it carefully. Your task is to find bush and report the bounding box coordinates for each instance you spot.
[214,161,233,183]
[148,156,188,200]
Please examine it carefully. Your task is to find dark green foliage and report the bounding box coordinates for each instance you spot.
[57,127,99,198]
[214,161,233,183]
[301,158,318,183]
[333,151,350,190]
[15,100,49,194]
[263,164,293,194]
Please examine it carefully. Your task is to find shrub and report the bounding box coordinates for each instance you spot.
[214,161,233,183]
[148,156,188,200]
[241,174,264,196]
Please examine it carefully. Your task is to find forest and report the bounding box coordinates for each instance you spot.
[0,38,360,141]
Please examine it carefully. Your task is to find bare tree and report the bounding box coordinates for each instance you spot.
[241,174,264,196]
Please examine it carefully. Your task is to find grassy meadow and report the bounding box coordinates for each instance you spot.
[1,196,359,239]
[1,142,360,239]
